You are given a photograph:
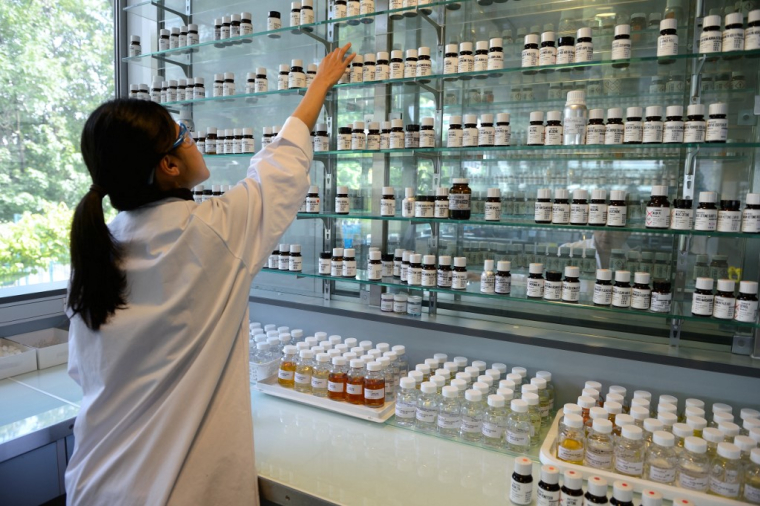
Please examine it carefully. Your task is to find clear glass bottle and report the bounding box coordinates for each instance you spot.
[586,418,614,470]
[677,436,710,492]
[557,413,585,464]
[507,399,532,453]
[363,361,385,407]
[327,356,347,401]
[395,377,418,427]
[277,345,298,388]
[482,394,508,447]
[293,349,314,393]
[345,358,365,404]
[392,345,408,375]
[310,352,331,397]
[645,430,678,484]
[437,385,462,438]
[743,448,760,504]
[522,392,543,446]
[531,377,552,421]
[615,425,645,477]
[414,381,439,431]
[709,442,743,498]
[460,389,484,442]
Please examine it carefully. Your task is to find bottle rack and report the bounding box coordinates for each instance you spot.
[125,0,760,356]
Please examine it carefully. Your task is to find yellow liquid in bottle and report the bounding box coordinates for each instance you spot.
[557,437,585,465]
[294,364,313,393]
[278,360,296,388]
[312,368,330,397]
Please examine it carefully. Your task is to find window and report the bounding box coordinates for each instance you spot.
[0,0,114,294]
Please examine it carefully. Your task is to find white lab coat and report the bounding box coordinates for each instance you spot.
[65,117,312,506]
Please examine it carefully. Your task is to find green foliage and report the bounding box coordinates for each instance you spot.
[0,0,113,284]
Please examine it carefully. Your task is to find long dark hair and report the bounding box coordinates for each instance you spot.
[68,99,178,330]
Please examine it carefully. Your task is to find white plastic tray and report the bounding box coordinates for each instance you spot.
[540,410,744,506]
[254,375,395,423]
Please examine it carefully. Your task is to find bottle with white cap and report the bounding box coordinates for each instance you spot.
[414,381,438,431]
[692,277,715,316]
[552,189,570,224]
[544,110,563,146]
[562,91,587,145]
[586,419,614,469]
[510,457,534,505]
[709,442,743,498]
[535,465,560,506]
[747,9,760,50]
[401,187,415,217]
[487,37,504,71]
[416,46,432,78]
[604,107,624,144]
[611,24,631,66]
[293,349,314,393]
[350,120,366,150]
[570,189,589,224]
[481,259,496,293]
[494,113,511,146]
[677,436,710,491]
[559,470,583,506]
[683,103,706,142]
[699,15,723,53]
[657,18,678,60]
[556,414,585,464]
[663,105,684,143]
[706,102,728,143]
[473,40,490,74]
[483,188,501,221]
[462,114,479,147]
[527,111,545,145]
[623,106,643,144]
[460,389,484,441]
[642,106,664,143]
[645,431,678,484]
[743,447,760,502]
[585,109,606,145]
[584,476,609,506]
[447,115,463,147]
[535,189,553,223]
[458,41,474,75]
[389,118,404,149]
[609,481,633,506]
[645,186,670,229]
[419,117,435,148]
[349,53,364,83]
[522,34,540,72]
[561,266,581,302]
[506,399,532,452]
[478,113,495,146]
[375,51,390,80]
[639,490,662,506]
[723,12,745,53]
[443,43,459,76]
[614,425,645,477]
[395,377,418,427]
[435,385,462,437]
[482,394,508,446]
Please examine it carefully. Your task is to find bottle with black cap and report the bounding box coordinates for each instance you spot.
[267,11,282,35]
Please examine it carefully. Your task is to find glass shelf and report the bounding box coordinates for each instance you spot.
[124,0,188,22]
[164,88,307,110]
[295,212,756,239]
[255,268,760,329]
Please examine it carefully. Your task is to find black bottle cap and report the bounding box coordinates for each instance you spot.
[546,270,562,281]
[268,11,281,18]
[558,36,575,46]
[653,280,671,291]
[319,251,332,259]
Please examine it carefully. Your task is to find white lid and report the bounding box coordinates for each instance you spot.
[489,37,502,48]
[577,396,596,409]
[512,366,526,377]
[658,412,677,427]
[564,470,583,490]
[672,422,692,438]
[564,266,580,278]
[666,105,683,117]
[408,370,423,383]
[741,408,760,420]
[593,418,613,433]
[391,50,403,59]
[596,269,612,281]
[751,447,760,465]
[418,46,430,56]
[511,399,528,412]
[541,31,556,42]
[537,188,552,199]
[541,465,560,485]
[613,481,633,503]
[449,115,462,125]
[702,427,724,443]
[686,416,707,430]
[709,102,728,115]
[630,406,649,421]
[719,421,741,437]
[750,9,760,24]
[421,117,434,127]
[514,456,533,476]
[459,42,473,52]
[435,368,450,378]
[500,379,516,390]
[713,402,733,413]
[465,389,482,402]
[488,394,505,407]
[496,113,510,123]
[507,373,523,384]
[547,110,562,122]
[583,388,600,400]
[480,113,494,124]
[614,24,631,36]
[283,345,297,354]
[660,18,677,31]
[439,255,452,265]
[653,430,675,447]
[476,40,489,51]
[377,51,389,60]
[360,340,373,350]
[704,14,722,27]
[453,356,467,366]
[645,105,663,118]
[651,185,668,196]
[454,256,467,267]
[605,401,622,414]
[641,490,663,506]
[682,436,707,454]
[410,253,421,263]
[555,188,569,200]
[573,188,588,201]
[522,392,539,406]
[392,119,403,128]
[443,362,457,372]
[589,109,605,121]
[716,278,735,292]
[699,190,717,203]
[406,48,418,58]
[725,12,744,25]
[734,435,756,452]
[695,277,714,290]
[627,106,643,118]
[608,107,623,119]
[525,34,539,45]
[482,259,494,272]
[299,349,314,359]
[316,352,331,363]
[717,442,741,460]
[478,374,493,386]
[420,381,437,394]
[564,413,584,429]
[369,251,381,261]
[497,388,514,400]
[614,270,630,283]
[497,261,511,271]
[435,187,448,197]
[473,382,490,395]
[644,418,663,432]
[442,385,459,398]
[687,103,706,117]
[634,271,650,285]
[464,114,477,124]
[416,364,431,374]
[242,127,253,135]
[278,64,290,72]
[529,111,544,122]
[160,28,170,35]
[399,377,416,389]
[610,386,627,398]
[658,402,677,415]
[566,90,586,106]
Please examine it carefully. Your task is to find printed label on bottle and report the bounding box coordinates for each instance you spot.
[495,125,511,145]
[487,52,504,70]
[343,262,357,278]
[735,299,759,322]
[278,369,294,380]
[694,209,717,230]
[611,39,631,60]
[408,268,422,285]
[434,201,449,218]
[742,209,760,232]
[452,271,468,290]
[416,60,432,77]
[743,484,760,502]
[511,480,533,506]
[396,402,416,418]
[539,46,557,66]
[747,26,760,50]
[713,295,735,319]
[717,210,741,232]
[328,381,344,393]
[268,255,279,269]
[537,487,560,506]
[311,377,327,390]
[496,276,511,294]
[318,259,331,274]
[350,67,363,83]
[364,387,384,400]
[438,270,453,287]
[664,122,684,143]
[421,269,436,287]
[368,263,383,280]
[507,430,530,446]
[535,201,553,221]
[561,494,582,506]
[558,445,584,462]
[710,476,740,497]
[593,284,612,305]
[575,41,593,62]
[527,278,545,297]
[723,29,745,52]
[255,79,268,93]
[437,412,461,429]
[646,206,670,228]
[458,55,474,74]
[684,121,706,143]
[631,288,651,309]
[624,122,642,143]
[485,202,501,220]
[562,282,580,302]
[346,383,362,395]
[657,34,678,56]
[449,193,471,211]
[650,292,671,313]
[351,132,366,150]
[612,286,631,307]
[389,132,404,149]
[461,415,482,433]
[676,472,708,491]
[585,449,612,468]
[570,203,589,224]
[416,406,437,423]
[478,127,495,146]
[288,257,302,272]
[420,130,435,148]
[588,203,607,224]
[295,372,311,384]
[545,125,563,146]
[444,56,458,74]
[615,458,643,475]
[692,293,714,315]
[462,128,478,147]
[482,422,504,439]
[367,134,380,150]
[527,124,545,145]
[278,257,289,270]
[521,48,539,68]
[363,65,375,83]
[670,208,693,230]
[646,465,676,483]
[706,118,728,142]
[552,203,570,224]
[605,124,624,144]
[474,54,488,72]
[544,281,562,300]
[564,116,586,139]
[556,46,575,65]
[643,122,663,143]
[375,64,389,81]
[700,32,722,53]
[447,129,463,147]
[335,197,350,214]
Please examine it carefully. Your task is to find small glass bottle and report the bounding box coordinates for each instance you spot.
[442,43,459,77]
[277,345,298,387]
[544,110,563,146]
[713,279,736,320]
[435,385,461,438]
[560,470,584,506]
[402,187,415,218]
[585,476,609,506]
[482,394,508,446]
[351,121,366,150]
[535,188,553,223]
[375,51,389,80]
[575,27,593,64]
[389,119,404,149]
[709,442,743,498]
[743,447,760,503]
[494,113,511,146]
[562,266,581,303]
[363,361,385,407]
[330,247,343,277]
[645,186,670,229]
[449,178,472,219]
[631,272,651,310]
[539,31,557,69]
[311,353,331,397]
[537,465,561,506]
[586,418,614,470]
[511,457,535,505]
[507,399,532,453]
[452,257,468,290]
[692,277,714,317]
[293,349,314,393]
[615,425,645,477]
[645,431,678,484]
[461,114,478,147]
[395,377,418,427]
[495,260,511,295]
[318,252,331,275]
[611,24,631,67]
[447,115,463,147]
[458,42,474,75]
[570,189,589,225]
[346,359,365,404]
[522,34,540,74]
[611,270,631,308]
[593,269,613,306]
[527,263,545,298]
[718,199,741,233]
[460,389,484,442]
[552,189,570,224]
[327,356,348,401]
[735,281,759,323]
[676,436,710,491]
[722,13,745,53]
[706,102,728,143]
[605,108,624,145]
[557,414,585,464]
[624,107,643,144]
[527,111,545,145]
[481,259,496,294]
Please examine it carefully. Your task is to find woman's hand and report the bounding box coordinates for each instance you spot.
[292,43,356,131]
[312,43,356,92]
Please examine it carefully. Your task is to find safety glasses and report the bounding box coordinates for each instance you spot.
[148,122,195,185]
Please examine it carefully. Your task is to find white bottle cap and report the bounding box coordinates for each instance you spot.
[644,418,663,433]
[609,190,626,201]
[650,185,668,196]
[514,456,533,476]
[584,388,600,400]
[554,188,569,200]
[405,48,418,59]
[564,413,584,429]
[450,115,462,125]
[614,24,631,36]
[487,394,505,407]
[438,255,452,266]
[713,402,733,413]
[645,105,663,118]
[540,465,559,485]
[573,188,588,201]
[299,349,314,359]
[522,392,539,406]
[497,388,514,400]
[489,37,503,48]
[564,266,580,278]
[607,392,624,404]
[352,120,364,130]
[607,107,623,119]
[483,259,495,271]
[699,190,717,203]
[681,436,707,454]
[419,381,436,394]
[634,272,650,284]
[626,106,643,118]
[526,263,543,275]
[726,12,744,26]
[547,110,562,122]
[525,34,539,45]
[512,366,526,377]
[453,356,467,366]
[672,423,692,438]
[464,114,477,124]
[659,18,677,31]
[445,43,458,54]
[511,399,528,413]
[653,430,675,447]
[604,401,622,414]
[613,481,633,503]
[687,416,707,430]
[500,378,516,390]
[665,105,683,118]
[454,256,467,267]
[496,113,511,123]
[480,113,494,124]
[484,368,500,381]
[392,119,404,128]
[614,270,630,283]
[586,476,608,499]
[282,345,297,355]
[741,408,760,420]
[709,102,728,116]
[716,278,735,292]
[476,40,489,51]
[566,90,586,106]
[695,277,714,290]
[390,50,403,60]
[751,447,760,465]
[465,389,482,402]
[316,352,331,363]
[589,108,604,120]
[658,412,678,428]
[459,42,473,52]
[717,441,741,460]
[418,46,430,57]
[590,407,608,421]
[399,377,415,389]
[594,269,612,281]
[703,14,722,27]
[408,370,423,384]
[641,490,663,506]
[441,385,459,398]
[577,27,592,39]
[537,188,552,199]
[630,405,649,421]
[703,427,724,443]
[421,117,434,127]
[577,396,596,409]
[530,111,544,122]
[719,421,741,437]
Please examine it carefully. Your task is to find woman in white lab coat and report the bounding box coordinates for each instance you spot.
[64,45,355,506]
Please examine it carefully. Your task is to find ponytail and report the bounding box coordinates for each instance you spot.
[68,99,179,330]
[68,187,126,330]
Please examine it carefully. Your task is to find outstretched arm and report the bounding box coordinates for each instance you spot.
[291,43,356,131]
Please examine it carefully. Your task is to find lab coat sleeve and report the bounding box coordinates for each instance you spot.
[190,116,312,275]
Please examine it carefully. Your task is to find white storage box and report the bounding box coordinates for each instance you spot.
[0,338,37,379]
[6,328,69,369]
